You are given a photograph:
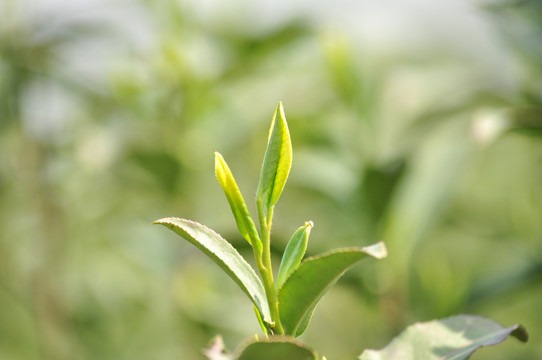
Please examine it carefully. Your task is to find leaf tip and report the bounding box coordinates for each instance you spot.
[214,151,224,168]
[512,324,529,343]
[273,102,289,134]
[153,217,183,228]
[364,241,387,259]
[214,152,227,183]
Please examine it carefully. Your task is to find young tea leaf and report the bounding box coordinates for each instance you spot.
[358,315,528,360]
[215,152,261,252]
[276,221,313,290]
[153,217,272,326]
[236,336,317,360]
[278,242,387,336]
[256,102,292,218]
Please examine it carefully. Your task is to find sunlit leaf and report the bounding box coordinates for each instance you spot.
[276,221,313,290]
[215,152,261,251]
[278,242,387,336]
[256,102,292,217]
[236,336,317,360]
[358,315,528,360]
[153,217,272,325]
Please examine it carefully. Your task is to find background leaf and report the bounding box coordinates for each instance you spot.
[153,217,272,325]
[359,315,528,360]
[505,106,542,136]
[278,242,387,336]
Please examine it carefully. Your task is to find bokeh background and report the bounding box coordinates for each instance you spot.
[1,0,541,359]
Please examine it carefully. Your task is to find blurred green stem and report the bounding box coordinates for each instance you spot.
[20,136,70,359]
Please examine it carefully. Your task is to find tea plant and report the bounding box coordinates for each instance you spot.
[155,103,528,359]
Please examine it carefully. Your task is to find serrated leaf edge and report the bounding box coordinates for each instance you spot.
[278,242,387,335]
[153,217,271,324]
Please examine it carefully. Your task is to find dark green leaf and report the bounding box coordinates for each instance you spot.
[236,336,317,360]
[276,221,313,290]
[506,106,542,136]
[359,315,528,360]
[278,242,387,336]
[153,217,271,326]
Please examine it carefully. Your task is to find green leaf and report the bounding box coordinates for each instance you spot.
[256,102,292,217]
[253,305,273,335]
[292,303,318,338]
[276,221,313,290]
[358,315,528,360]
[278,242,387,336]
[236,336,317,360]
[215,152,261,252]
[153,217,272,326]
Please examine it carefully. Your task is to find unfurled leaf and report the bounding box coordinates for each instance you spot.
[236,336,317,360]
[256,102,292,217]
[153,217,272,326]
[215,152,261,252]
[278,242,387,336]
[276,221,313,290]
[359,315,528,360]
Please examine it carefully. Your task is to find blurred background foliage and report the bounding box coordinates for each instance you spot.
[1,0,541,359]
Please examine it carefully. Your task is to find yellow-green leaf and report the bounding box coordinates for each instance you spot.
[215,152,261,252]
[256,102,292,217]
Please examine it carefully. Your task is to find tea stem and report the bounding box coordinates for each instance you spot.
[257,199,284,334]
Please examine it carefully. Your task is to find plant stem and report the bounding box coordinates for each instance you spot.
[256,199,284,335]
